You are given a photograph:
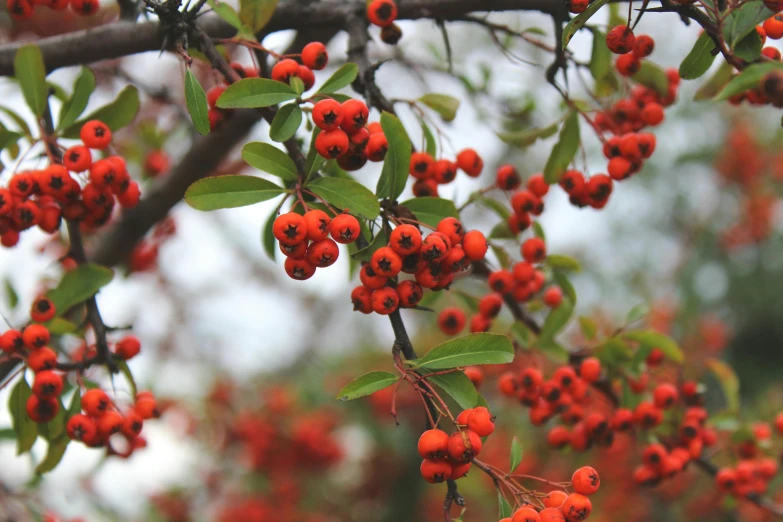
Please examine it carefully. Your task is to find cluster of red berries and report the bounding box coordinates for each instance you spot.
[310,98,385,166]
[351,218,490,315]
[366,0,403,45]
[0,120,139,247]
[65,388,157,457]
[409,148,484,198]
[272,210,359,281]
[7,0,98,20]
[715,458,780,499]
[498,467,600,522]
[417,406,494,484]
[207,42,329,130]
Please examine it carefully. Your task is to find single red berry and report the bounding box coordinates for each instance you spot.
[572,466,600,496]
[606,25,636,54]
[633,34,655,58]
[367,0,397,27]
[389,224,422,256]
[271,59,300,83]
[67,413,97,442]
[63,145,92,172]
[561,493,592,522]
[579,357,601,383]
[396,280,423,308]
[32,370,63,398]
[97,411,124,438]
[80,120,112,149]
[410,152,435,179]
[27,347,58,372]
[273,213,308,246]
[22,324,50,349]
[462,230,488,261]
[371,286,399,315]
[306,238,340,268]
[418,429,449,459]
[366,132,388,162]
[447,429,482,462]
[496,165,521,190]
[420,458,452,483]
[433,159,458,184]
[312,99,344,131]
[466,407,494,436]
[329,214,361,244]
[438,308,466,335]
[351,286,373,314]
[478,293,503,318]
[284,257,317,280]
[303,209,332,241]
[115,335,141,360]
[616,52,641,77]
[512,508,542,522]
[315,129,349,158]
[26,395,59,423]
[301,42,328,70]
[543,286,563,308]
[82,388,112,417]
[340,99,370,134]
[456,148,483,177]
[543,490,568,508]
[521,237,546,263]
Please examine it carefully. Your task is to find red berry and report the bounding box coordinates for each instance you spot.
[80,120,112,149]
[367,0,397,27]
[417,428,449,459]
[606,25,636,54]
[301,42,328,70]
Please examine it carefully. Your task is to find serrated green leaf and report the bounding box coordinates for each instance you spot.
[398,197,459,228]
[216,78,297,109]
[713,62,783,101]
[412,333,514,370]
[679,32,717,80]
[239,0,278,32]
[46,264,113,317]
[61,86,140,138]
[579,317,597,340]
[336,371,398,400]
[705,357,739,413]
[242,142,298,181]
[316,63,359,95]
[562,0,610,49]
[376,112,411,201]
[632,61,669,97]
[623,330,684,364]
[543,111,579,184]
[419,93,460,122]
[57,67,95,131]
[269,103,302,142]
[184,69,210,136]
[510,437,523,472]
[308,177,380,219]
[428,371,478,411]
[547,254,581,272]
[9,377,37,455]
[185,175,285,211]
[497,122,559,149]
[14,45,47,118]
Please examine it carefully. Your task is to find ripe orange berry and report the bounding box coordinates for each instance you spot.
[366,132,388,162]
[763,46,782,60]
[641,103,664,126]
[547,425,571,448]
[447,429,482,462]
[0,329,23,353]
[438,308,466,335]
[371,286,399,315]
[527,173,549,197]
[30,296,56,323]
[63,145,92,173]
[478,293,503,318]
[97,411,124,438]
[450,460,471,479]
[66,413,97,442]
[635,401,663,428]
[420,458,452,483]
[70,0,98,15]
[315,129,349,158]
[312,99,344,131]
[371,246,402,277]
[330,214,360,244]
[462,230,488,261]
[340,99,370,134]
[271,59,300,83]
[302,209,331,241]
[633,34,655,58]
[463,366,483,387]
[413,178,438,197]
[360,264,387,289]
[301,41,328,70]
[306,238,340,267]
[389,224,422,255]
[80,120,112,149]
[273,212,308,246]
[543,286,563,308]
[512,507,542,522]
[298,65,316,90]
[716,467,737,494]
[27,347,58,372]
[418,428,449,459]
[82,389,111,417]
[496,164,521,190]
[543,490,568,508]
[578,357,601,383]
[456,148,483,177]
[539,508,566,522]
[470,314,491,333]
[764,14,783,39]
[616,52,641,76]
[115,335,141,360]
[606,25,635,54]
[653,382,679,409]
[350,285,373,314]
[467,407,494,437]
[122,411,144,439]
[367,0,397,27]
[396,280,423,308]
[22,324,50,349]
[32,371,63,398]
[521,237,546,263]
[410,152,435,179]
[7,0,33,19]
[561,493,592,522]
[26,395,59,423]
[488,270,514,293]
[284,257,317,280]
[572,466,600,495]
[433,159,458,184]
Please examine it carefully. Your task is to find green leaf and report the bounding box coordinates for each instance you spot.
[0,130,21,153]
[497,122,559,149]
[351,229,388,262]
[308,177,380,219]
[216,78,297,109]
[35,436,69,474]
[262,209,277,261]
[57,67,96,131]
[631,61,669,97]
[539,297,574,343]
[723,1,773,50]
[579,316,597,340]
[713,62,783,101]
[67,389,81,416]
[269,103,302,142]
[622,330,684,364]
[421,119,438,157]
[398,197,459,228]
[239,0,278,32]
[305,127,325,180]
[4,278,18,309]
[376,112,412,201]
[427,371,478,410]
[694,61,734,101]
[290,76,305,96]
[589,29,612,81]
[543,111,579,184]
[562,0,609,49]
[38,398,65,442]
[14,45,47,118]
[418,93,460,122]
[532,221,546,241]
[705,358,740,413]
[46,264,113,317]
[116,360,137,398]
[509,437,523,472]
[208,0,243,29]
[9,377,37,455]
[316,63,359,95]
[242,142,298,181]
[498,492,513,519]
[61,86,140,139]
[733,29,763,62]
[491,245,511,269]
[336,371,398,400]
[552,270,576,303]
[0,106,33,139]
[185,175,285,211]
[184,69,210,136]
[679,32,717,80]
[413,333,514,370]
[490,221,514,239]
[547,254,581,272]
[596,338,633,366]
[45,317,80,336]
[625,303,648,325]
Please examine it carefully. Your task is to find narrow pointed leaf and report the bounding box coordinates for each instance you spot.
[185,175,285,211]
[242,142,298,181]
[57,67,96,131]
[336,371,398,400]
[412,333,514,370]
[14,45,47,118]
[216,78,297,109]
